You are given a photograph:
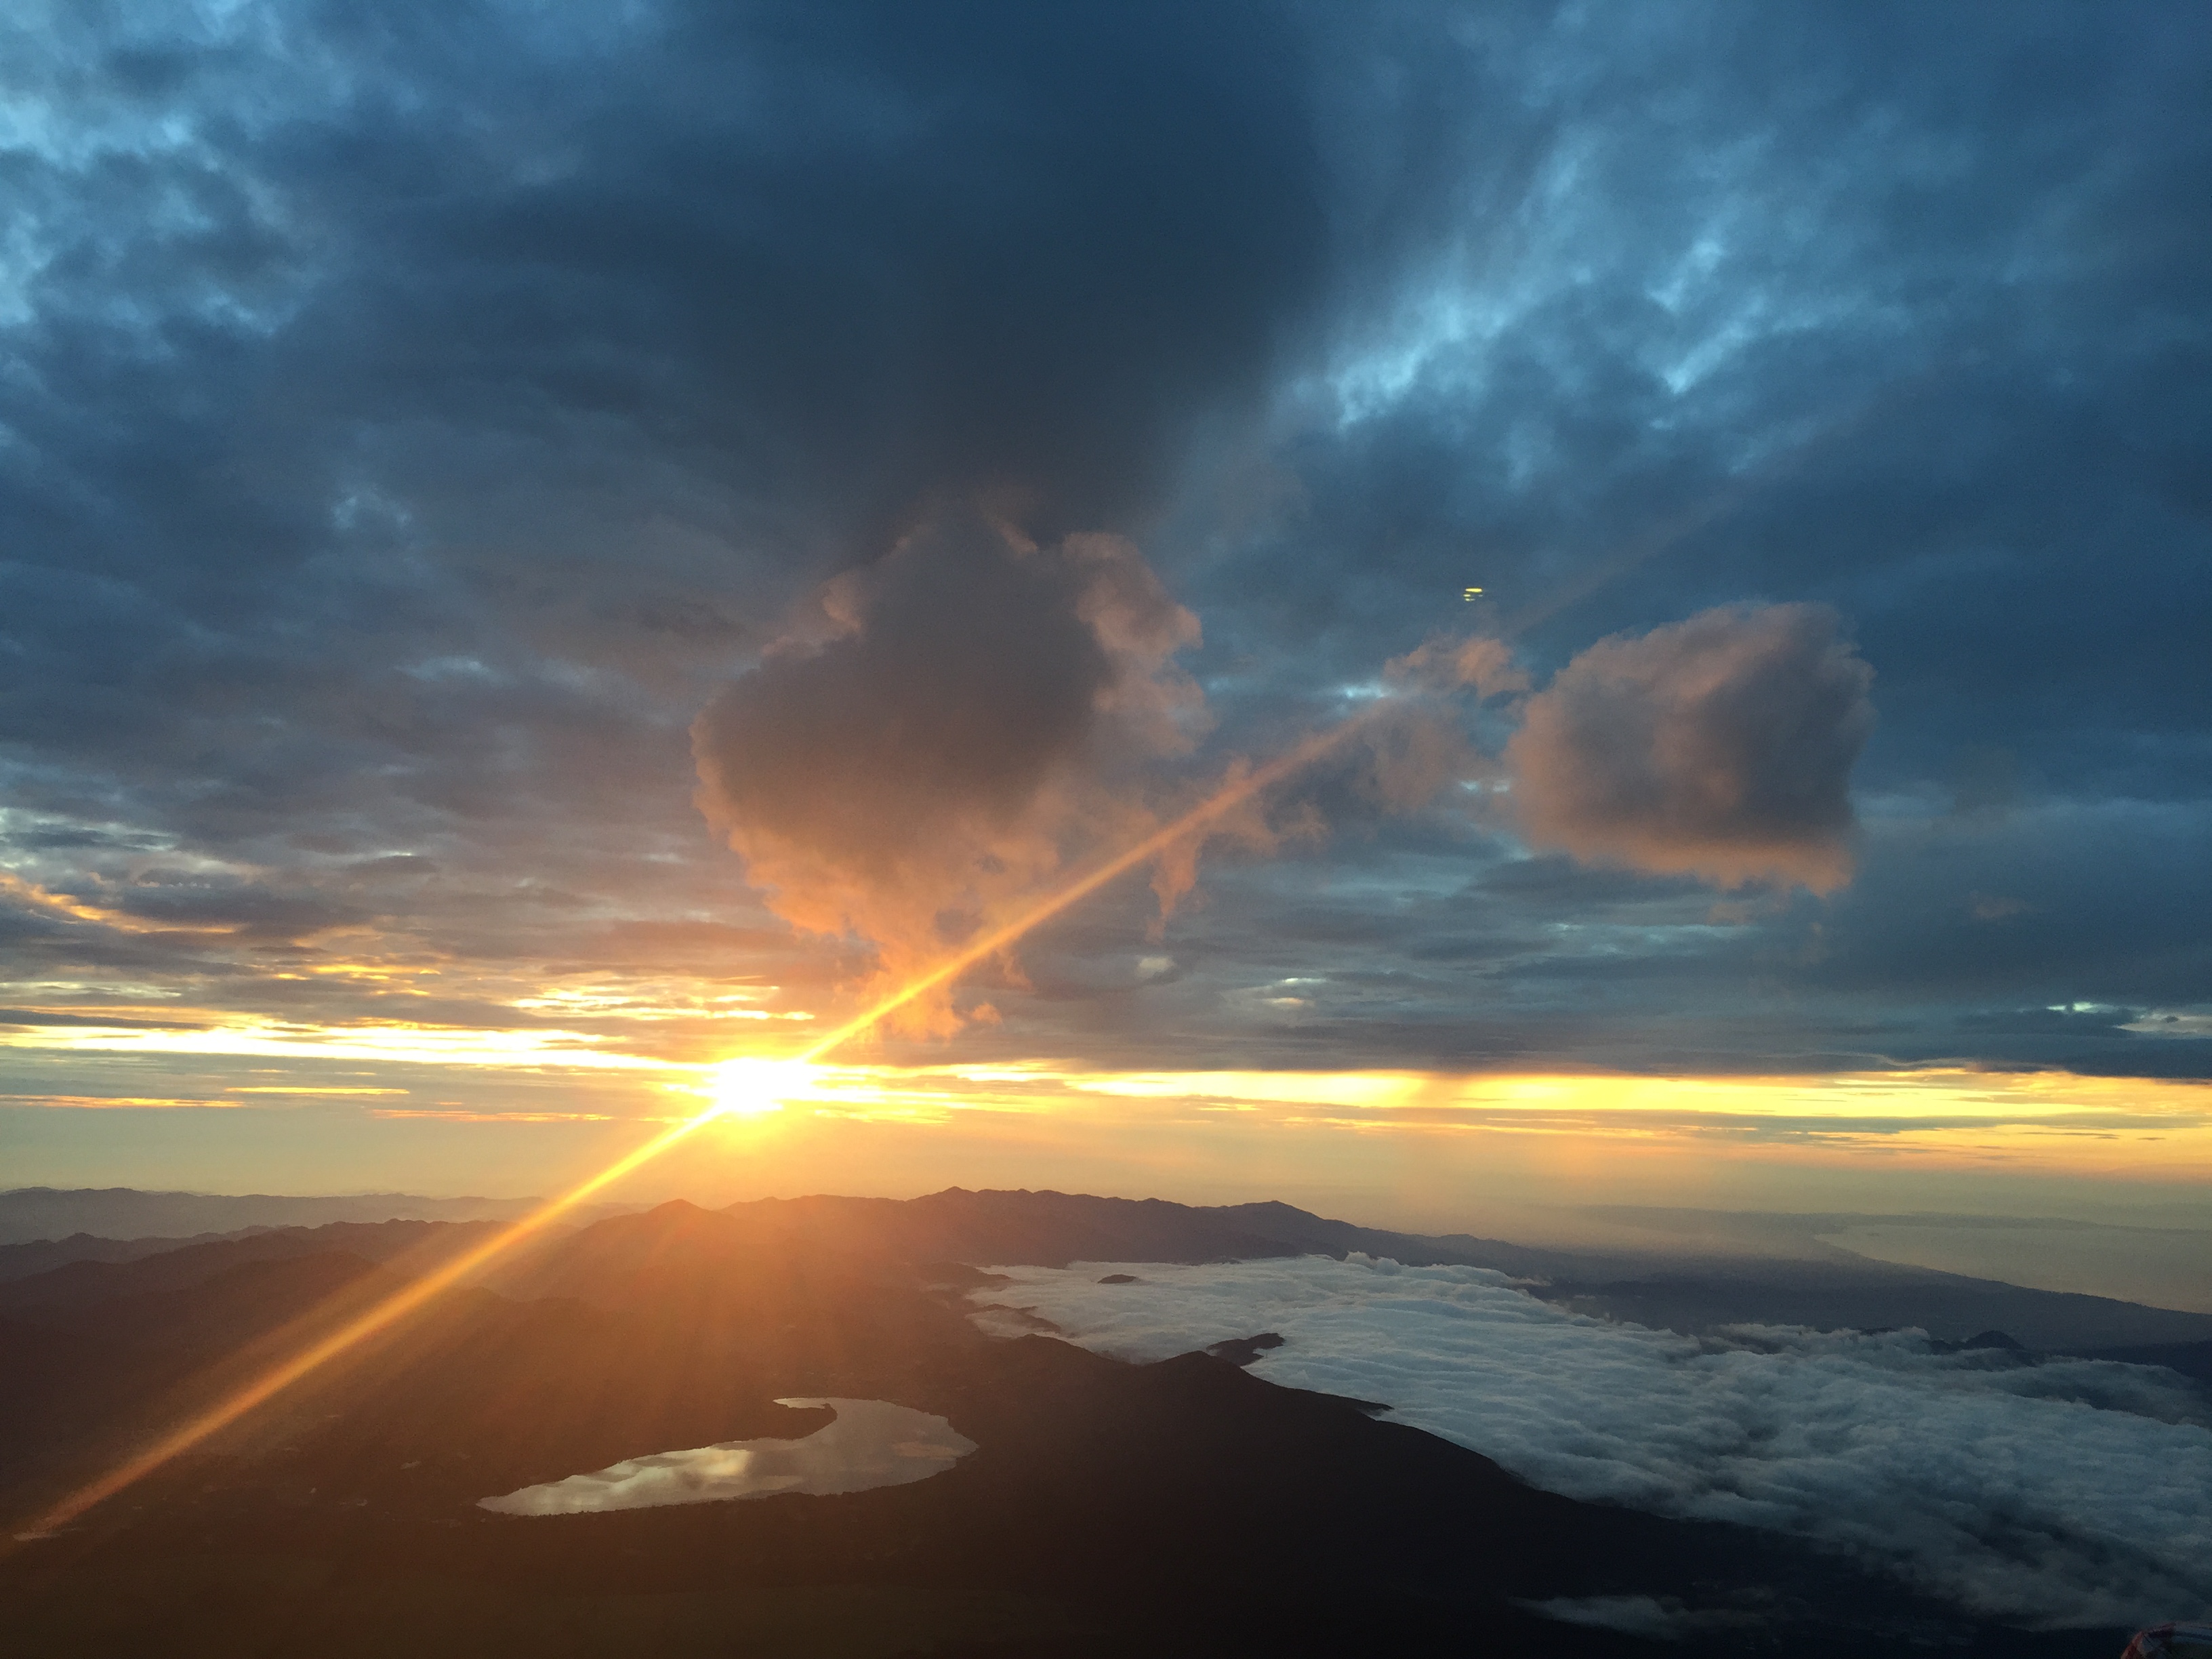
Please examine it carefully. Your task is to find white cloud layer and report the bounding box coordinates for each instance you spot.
[971,1257,2212,1626]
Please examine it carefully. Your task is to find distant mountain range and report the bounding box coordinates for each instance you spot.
[0,1186,561,1246]
[9,1183,2210,1351]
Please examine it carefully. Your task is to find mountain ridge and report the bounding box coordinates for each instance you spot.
[7,1185,2208,1351]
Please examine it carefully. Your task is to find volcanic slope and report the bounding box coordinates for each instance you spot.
[0,1193,2177,1657]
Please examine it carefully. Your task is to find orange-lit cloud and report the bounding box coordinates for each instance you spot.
[1507,603,1875,892]
[7,1094,247,1110]
[0,1019,681,1069]
[231,1086,408,1097]
[0,872,226,936]
[369,1108,619,1123]
[693,514,1247,1037]
[1386,634,1530,701]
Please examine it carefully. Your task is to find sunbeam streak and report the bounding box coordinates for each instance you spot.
[12,1111,719,1540]
[13,705,1384,1541]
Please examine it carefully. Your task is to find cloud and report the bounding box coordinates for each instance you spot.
[1506,605,1875,893]
[369,1109,617,1124]
[1,1,2207,1096]
[1387,636,1530,702]
[693,516,1207,1033]
[975,1256,2212,1627]
[6,1095,246,1111]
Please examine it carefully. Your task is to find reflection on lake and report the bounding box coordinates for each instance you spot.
[479,1398,977,1517]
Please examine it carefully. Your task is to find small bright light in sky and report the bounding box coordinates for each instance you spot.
[705,1058,815,1118]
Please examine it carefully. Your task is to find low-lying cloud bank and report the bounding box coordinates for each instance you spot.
[972,1256,2211,1627]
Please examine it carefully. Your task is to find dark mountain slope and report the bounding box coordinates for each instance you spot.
[0,1220,504,1314]
[1,1198,2110,1657]
[0,1188,552,1246]
[0,1229,268,1284]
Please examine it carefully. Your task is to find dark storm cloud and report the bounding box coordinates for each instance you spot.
[0,0,1345,1057]
[697,523,1125,880]
[293,0,1334,565]
[1,0,1355,1043]
[1,1,2209,1081]
[3,0,1336,758]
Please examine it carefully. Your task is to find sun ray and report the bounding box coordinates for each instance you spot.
[12,1109,718,1540]
[12,708,1381,1542]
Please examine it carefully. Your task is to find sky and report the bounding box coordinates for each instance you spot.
[3,1,2209,1249]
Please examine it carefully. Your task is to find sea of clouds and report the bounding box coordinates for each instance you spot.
[480,1398,975,1516]
[970,1256,2212,1627]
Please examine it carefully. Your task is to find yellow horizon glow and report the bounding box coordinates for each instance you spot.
[666,1061,2212,1180]
[0,1019,682,1069]
[1055,1065,2212,1123]
[12,1059,2211,1177]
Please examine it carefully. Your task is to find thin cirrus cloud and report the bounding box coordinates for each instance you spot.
[975,1257,2212,1629]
